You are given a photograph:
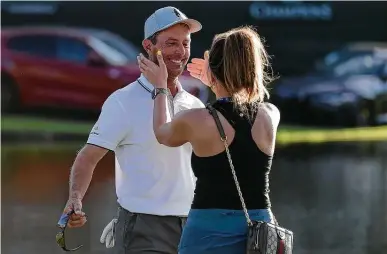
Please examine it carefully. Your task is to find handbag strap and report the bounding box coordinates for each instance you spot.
[206,103,253,226]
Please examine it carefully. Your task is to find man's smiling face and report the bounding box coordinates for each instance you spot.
[143,23,191,79]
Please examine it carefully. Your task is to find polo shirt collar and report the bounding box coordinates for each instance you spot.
[138,74,153,93]
[138,74,184,93]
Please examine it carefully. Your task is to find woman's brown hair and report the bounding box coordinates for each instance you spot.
[208,26,273,116]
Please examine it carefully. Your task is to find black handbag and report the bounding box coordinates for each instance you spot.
[206,103,294,254]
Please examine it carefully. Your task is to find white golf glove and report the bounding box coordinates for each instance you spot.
[100,218,118,248]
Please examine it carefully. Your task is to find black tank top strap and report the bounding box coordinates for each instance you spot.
[211,101,237,127]
[211,100,259,136]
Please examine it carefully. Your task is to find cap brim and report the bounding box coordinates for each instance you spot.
[179,18,202,34]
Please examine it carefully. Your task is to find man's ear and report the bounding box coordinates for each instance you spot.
[142,39,153,55]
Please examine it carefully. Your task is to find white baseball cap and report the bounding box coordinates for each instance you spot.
[144,6,202,40]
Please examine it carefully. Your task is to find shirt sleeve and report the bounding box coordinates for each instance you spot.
[193,97,205,109]
[87,93,130,151]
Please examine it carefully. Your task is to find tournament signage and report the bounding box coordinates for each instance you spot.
[249,1,333,21]
[1,2,59,15]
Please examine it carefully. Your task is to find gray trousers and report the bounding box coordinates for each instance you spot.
[114,206,187,254]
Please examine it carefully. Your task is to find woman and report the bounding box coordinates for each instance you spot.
[138,26,280,254]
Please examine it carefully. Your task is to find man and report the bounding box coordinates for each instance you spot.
[62,6,204,254]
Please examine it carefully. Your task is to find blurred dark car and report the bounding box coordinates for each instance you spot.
[1,26,209,112]
[271,44,387,126]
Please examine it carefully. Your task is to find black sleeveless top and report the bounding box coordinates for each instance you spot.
[191,100,272,210]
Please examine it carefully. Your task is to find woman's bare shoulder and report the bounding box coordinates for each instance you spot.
[255,102,280,126]
[261,102,280,117]
[251,103,280,155]
[175,107,210,123]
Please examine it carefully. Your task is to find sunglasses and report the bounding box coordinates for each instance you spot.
[56,210,84,252]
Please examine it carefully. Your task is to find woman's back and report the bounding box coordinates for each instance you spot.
[188,100,280,210]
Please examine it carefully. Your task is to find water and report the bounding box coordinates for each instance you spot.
[2,141,387,254]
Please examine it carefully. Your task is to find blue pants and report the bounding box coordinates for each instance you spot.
[178,209,273,254]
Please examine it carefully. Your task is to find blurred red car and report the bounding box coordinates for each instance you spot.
[1,26,209,112]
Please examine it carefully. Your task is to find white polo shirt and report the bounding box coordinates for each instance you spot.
[87,75,204,216]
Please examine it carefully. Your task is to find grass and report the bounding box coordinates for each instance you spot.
[2,116,387,145]
[277,125,387,145]
[1,116,92,134]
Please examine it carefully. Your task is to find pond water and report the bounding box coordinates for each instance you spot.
[2,141,387,254]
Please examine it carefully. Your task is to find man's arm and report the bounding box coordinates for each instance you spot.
[65,92,131,221]
[69,144,108,201]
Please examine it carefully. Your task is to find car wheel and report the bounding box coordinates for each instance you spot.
[1,76,19,113]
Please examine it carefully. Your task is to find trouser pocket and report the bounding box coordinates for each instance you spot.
[114,206,138,254]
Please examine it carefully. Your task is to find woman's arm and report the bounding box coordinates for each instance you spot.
[138,51,190,147]
[153,94,190,147]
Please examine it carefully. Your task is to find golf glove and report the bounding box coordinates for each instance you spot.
[100,218,117,248]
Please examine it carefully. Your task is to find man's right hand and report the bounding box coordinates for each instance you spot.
[63,198,87,228]
[63,144,109,229]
